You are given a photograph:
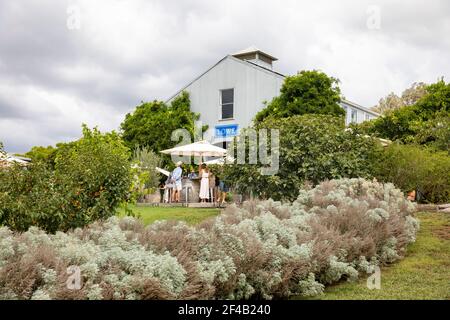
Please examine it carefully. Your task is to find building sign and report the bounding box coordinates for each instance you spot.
[215,124,238,138]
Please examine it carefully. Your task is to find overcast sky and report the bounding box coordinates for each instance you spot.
[1,0,449,153]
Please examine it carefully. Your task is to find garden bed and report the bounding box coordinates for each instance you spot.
[301,212,450,299]
[0,178,419,300]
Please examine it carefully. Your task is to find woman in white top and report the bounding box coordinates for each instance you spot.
[199,163,210,202]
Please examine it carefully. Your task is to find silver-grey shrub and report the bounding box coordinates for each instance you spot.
[0,178,418,300]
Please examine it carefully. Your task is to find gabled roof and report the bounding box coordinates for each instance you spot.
[165,54,376,118]
[166,55,285,103]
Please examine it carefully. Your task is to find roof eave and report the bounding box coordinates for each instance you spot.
[233,50,278,61]
[341,99,380,117]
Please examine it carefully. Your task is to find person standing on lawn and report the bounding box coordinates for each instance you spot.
[172,161,183,203]
[214,173,221,206]
[158,181,165,203]
[164,173,174,203]
[208,171,216,203]
[218,176,229,207]
[199,163,210,202]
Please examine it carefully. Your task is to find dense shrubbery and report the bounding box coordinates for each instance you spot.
[224,115,381,201]
[0,179,418,300]
[255,70,344,124]
[362,79,450,152]
[130,147,162,201]
[0,126,131,232]
[121,92,207,166]
[374,143,450,203]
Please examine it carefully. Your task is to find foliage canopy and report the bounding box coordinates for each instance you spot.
[224,115,381,201]
[362,79,450,152]
[0,126,132,232]
[121,91,206,163]
[255,70,344,124]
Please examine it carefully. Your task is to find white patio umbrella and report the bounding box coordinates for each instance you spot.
[1,153,30,166]
[203,155,235,165]
[160,140,227,157]
[155,167,170,176]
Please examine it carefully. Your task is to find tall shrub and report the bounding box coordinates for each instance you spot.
[130,146,162,201]
[362,79,450,152]
[255,70,344,124]
[0,126,131,232]
[224,115,382,201]
[374,143,450,203]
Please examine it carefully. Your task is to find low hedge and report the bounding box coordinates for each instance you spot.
[374,143,450,203]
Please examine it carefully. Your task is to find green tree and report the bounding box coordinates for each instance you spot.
[414,79,449,117]
[413,112,450,151]
[224,115,381,201]
[24,145,56,163]
[255,70,344,124]
[130,146,162,201]
[364,79,450,151]
[0,125,132,232]
[54,125,132,230]
[374,143,450,203]
[121,91,206,159]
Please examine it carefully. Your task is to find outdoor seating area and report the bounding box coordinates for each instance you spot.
[0,150,31,168]
[151,140,233,206]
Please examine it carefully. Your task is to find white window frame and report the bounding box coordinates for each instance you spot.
[219,88,234,121]
[342,105,348,124]
[351,108,357,123]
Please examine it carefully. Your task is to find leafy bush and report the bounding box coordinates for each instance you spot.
[0,179,418,300]
[130,147,162,201]
[374,143,450,203]
[0,126,131,232]
[224,115,381,201]
[362,79,450,152]
[23,145,57,165]
[255,70,344,124]
[120,91,207,163]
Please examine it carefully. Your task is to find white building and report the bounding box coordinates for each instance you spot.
[167,46,379,147]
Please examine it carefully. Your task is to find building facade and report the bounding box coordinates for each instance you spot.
[167,47,379,146]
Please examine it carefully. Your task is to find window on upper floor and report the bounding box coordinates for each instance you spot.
[221,88,234,120]
[342,105,348,121]
[351,109,357,123]
[365,113,370,121]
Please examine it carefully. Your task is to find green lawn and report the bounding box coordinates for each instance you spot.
[307,212,450,300]
[118,207,449,299]
[117,204,220,225]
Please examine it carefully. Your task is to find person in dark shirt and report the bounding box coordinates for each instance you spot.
[216,175,229,207]
[158,182,165,203]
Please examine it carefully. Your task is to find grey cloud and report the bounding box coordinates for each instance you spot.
[0,0,449,153]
